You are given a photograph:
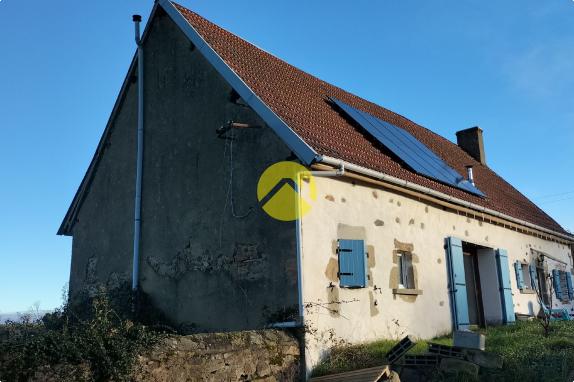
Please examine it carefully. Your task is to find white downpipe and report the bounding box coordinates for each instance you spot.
[132,15,144,291]
[318,155,573,242]
[295,164,345,324]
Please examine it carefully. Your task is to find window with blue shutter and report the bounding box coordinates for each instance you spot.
[552,269,563,300]
[566,272,574,301]
[446,237,469,330]
[337,239,367,288]
[514,261,525,290]
[496,249,515,324]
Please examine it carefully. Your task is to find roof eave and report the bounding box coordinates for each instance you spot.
[318,155,574,243]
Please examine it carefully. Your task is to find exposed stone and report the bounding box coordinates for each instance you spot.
[133,330,299,382]
[146,242,268,282]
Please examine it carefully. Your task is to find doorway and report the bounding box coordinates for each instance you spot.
[462,243,485,327]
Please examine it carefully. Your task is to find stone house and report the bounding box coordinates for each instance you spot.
[59,0,574,372]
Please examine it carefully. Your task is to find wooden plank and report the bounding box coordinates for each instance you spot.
[309,365,390,382]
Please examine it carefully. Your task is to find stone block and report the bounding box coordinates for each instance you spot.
[453,330,485,350]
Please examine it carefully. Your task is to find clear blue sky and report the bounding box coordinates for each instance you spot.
[1,0,573,313]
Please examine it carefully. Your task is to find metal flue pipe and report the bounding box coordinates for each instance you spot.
[132,14,144,291]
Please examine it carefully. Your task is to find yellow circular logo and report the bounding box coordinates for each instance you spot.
[257,161,316,221]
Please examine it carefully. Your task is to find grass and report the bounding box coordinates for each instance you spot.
[311,321,574,381]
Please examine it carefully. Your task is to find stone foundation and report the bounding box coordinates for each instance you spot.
[134,330,300,381]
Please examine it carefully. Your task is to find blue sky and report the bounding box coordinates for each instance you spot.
[0,0,573,313]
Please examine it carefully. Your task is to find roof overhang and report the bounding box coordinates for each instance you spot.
[317,156,574,244]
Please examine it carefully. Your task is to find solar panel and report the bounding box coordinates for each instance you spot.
[330,98,485,197]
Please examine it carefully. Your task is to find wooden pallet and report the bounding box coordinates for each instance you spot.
[309,365,391,382]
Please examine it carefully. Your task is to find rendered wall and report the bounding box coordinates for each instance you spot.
[68,66,137,297]
[138,9,298,331]
[68,9,299,331]
[300,175,572,369]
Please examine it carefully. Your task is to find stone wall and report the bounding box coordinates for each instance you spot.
[30,330,300,382]
[134,330,300,382]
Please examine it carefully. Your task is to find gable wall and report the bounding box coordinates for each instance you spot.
[137,9,297,330]
[300,175,572,369]
[68,9,299,330]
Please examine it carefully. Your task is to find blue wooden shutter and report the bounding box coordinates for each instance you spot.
[446,237,469,330]
[338,239,366,288]
[514,261,525,290]
[552,269,563,300]
[495,249,515,324]
[566,272,574,301]
[529,265,538,291]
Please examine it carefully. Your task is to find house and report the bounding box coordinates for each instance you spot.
[59,0,574,372]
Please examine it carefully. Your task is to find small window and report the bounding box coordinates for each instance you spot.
[398,252,415,289]
[514,261,533,291]
[337,239,367,288]
[558,271,573,302]
[551,269,573,302]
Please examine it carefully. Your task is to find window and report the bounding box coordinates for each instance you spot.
[514,261,535,293]
[398,252,415,289]
[337,239,367,288]
[552,269,574,302]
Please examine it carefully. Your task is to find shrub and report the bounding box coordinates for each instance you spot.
[0,290,163,382]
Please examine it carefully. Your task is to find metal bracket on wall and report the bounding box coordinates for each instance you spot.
[216,120,262,137]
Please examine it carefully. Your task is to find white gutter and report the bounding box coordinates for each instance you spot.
[132,15,144,291]
[319,156,574,242]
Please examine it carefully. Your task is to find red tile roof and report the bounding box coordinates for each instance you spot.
[173,3,568,235]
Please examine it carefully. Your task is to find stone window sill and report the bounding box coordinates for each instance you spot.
[520,289,537,295]
[393,288,423,296]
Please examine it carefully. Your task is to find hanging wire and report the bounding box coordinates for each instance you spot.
[218,127,253,248]
[227,128,254,219]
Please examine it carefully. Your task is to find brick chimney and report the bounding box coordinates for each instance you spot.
[456,126,486,165]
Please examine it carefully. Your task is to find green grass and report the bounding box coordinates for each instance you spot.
[311,321,574,381]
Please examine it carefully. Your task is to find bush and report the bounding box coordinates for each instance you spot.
[0,290,163,382]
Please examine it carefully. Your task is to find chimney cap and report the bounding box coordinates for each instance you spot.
[132,15,142,22]
[456,126,486,165]
[456,126,483,136]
